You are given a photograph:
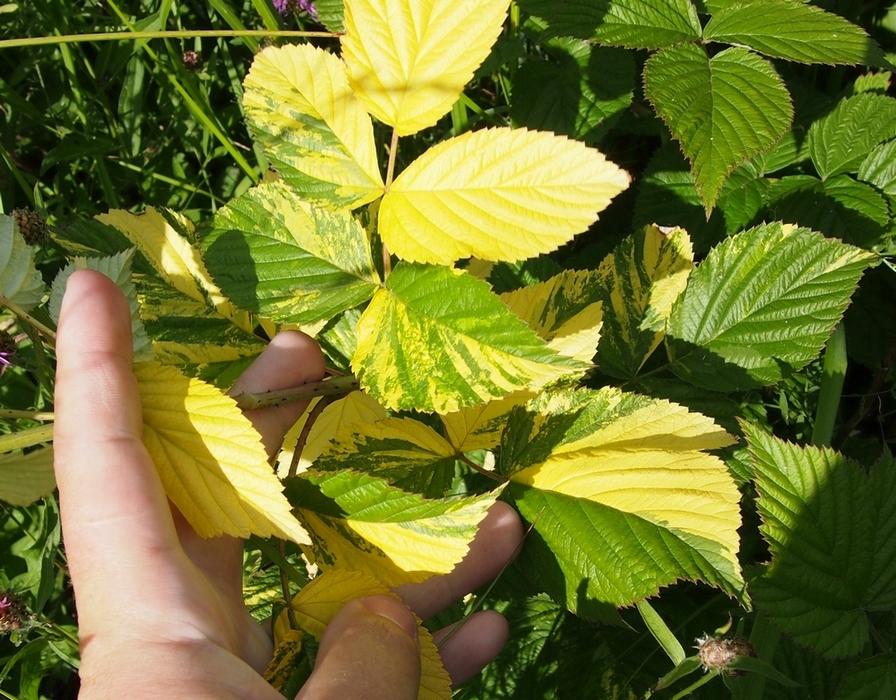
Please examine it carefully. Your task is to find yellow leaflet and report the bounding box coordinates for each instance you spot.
[342,0,510,136]
[380,128,631,264]
[97,208,254,333]
[135,362,310,543]
[243,45,384,207]
[277,392,388,477]
[501,269,605,364]
[440,391,533,452]
[263,629,304,691]
[274,569,451,700]
[0,446,55,506]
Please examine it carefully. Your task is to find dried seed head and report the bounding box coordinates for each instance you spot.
[0,591,31,634]
[695,634,756,677]
[11,208,49,246]
[182,50,203,70]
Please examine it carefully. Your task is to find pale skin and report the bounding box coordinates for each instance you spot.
[54,270,524,700]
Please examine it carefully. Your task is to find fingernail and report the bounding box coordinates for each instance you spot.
[361,596,418,640]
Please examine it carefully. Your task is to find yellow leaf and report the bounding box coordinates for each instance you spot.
[342,0,510,136]
[501,269,605,364]
[135,362,309,543]
[275,569,451,700]
[276,391,388,477]
[380,128,631,264]
[243,45,384,208]
[0,446,55,506]
[263,629,304,691]
[440,391,533,452]
[98,208,255,333]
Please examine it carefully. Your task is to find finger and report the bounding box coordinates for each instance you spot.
[228,331,326,456]
[295,596,420,700]
[433,610,509,686]
[396,501,524,619]
[54,270,180,623]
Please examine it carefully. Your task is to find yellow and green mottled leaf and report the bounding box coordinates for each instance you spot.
[136,362,310,543]
[204,181,380,325]
[136,273,265,365]
[341,0,510,136]
[501,268,605,364]
[502,388,742,614]
[289,470,498,586]
[97,207,254,333]
[263,629,304,691]
[596,225,693,379]
[274,569,451,700]
[439,390,534,452]
[277,391,387,477]
[0,214,45,311]
[380,128,630,264]
[243,44,384,208]
[352,263,585,413]
[312,416,458,496]
[0,446,55,507]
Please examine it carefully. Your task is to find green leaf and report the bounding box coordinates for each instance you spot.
[0,447,55,507]
[314,0,344,32]
[203,181,380,325]
[858,139,896,198]
[510,42,635,144]
[643,44,792,212]
[242,45,384,209]
[703,0,884,66]
[289,470,498,586]
[666,223,876,391]
[832,654,896,700]
[0,214,45,311]
[502,388,742,617]
[595,225,693,379]
[352,263,585,413]
[48,249,152,362]
[808,94,896,180]
[518,0,702,49]
[310,416,459,497]
[746,426,896,658]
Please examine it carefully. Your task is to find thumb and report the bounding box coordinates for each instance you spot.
[296,596,421,700]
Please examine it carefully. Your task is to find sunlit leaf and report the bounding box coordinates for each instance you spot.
[352,263,585,413]
[380,127,630,264]
[204,181,380,325]
[746,425,896,658]
[703,0,884,66]
[273,569,451,700]
[289,470,498,586]
[500,268,605,365]
[341,0,510,136]
[49,249,152,362]
[0,214,45,311]
[595,225,693,379]
[0,446,55,507]
[666,223,877,391]
[242,44,384,209]
[136,362,310,543]
[643,44,792,212]
[440,391,534,452]
[858,139,896,198]
[97,208,254,333]
[502,388,741,617]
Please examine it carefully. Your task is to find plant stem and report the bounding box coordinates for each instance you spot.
[381,128,401,278]
[812,323,847,446]
[0,410,55,421]
[0,297,57,344]
[288,396,333,478]
[0,29,336,50]
[0,423,54,452]
[458,453,507,483]
[232,375,360,411]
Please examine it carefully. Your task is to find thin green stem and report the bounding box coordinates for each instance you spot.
[0,424,54,452]
[812,323,847,446]
[232,375,360,411]
[458,453,507,484]
[0,410,55,421]
[0,29,336,50]
[0,297,57,344]
[381,129,401,278]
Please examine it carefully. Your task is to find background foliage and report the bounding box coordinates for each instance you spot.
[2,0,896,698]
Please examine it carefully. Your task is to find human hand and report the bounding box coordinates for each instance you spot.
[54,270,523,699]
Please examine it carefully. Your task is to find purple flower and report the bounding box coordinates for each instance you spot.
[0,330,15,375]
[273,0,318,20]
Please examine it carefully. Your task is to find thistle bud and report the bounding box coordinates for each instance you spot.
[0,591,31,634]
[695,634,756,677]
[11,208,49,247]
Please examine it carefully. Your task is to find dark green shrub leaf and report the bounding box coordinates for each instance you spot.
[858,139,896,198]
[203,181,380,325]
[832,654,896,700]
[746,426,896,658]
[644,44,792,212]
[704,0,885,66]
[666,223,877,391]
